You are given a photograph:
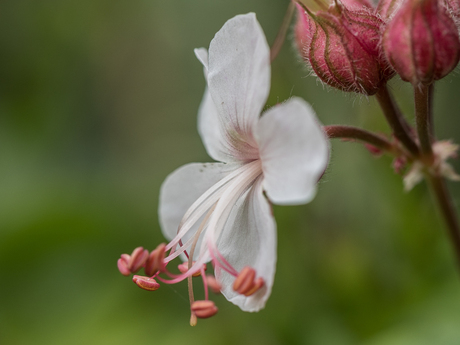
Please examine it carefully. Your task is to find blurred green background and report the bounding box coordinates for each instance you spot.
[1,0,460,344]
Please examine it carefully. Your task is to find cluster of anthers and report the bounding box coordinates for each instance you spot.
[117,242,265,325]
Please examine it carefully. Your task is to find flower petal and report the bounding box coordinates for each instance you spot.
[197,88,237,163]
[255,97,329,205]
[194,48,208,79]
[195,48,237,162]
[205,13,270,161]
[215,177,276,312]
[158,162,240,257]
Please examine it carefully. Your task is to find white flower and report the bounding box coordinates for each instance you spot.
[158,13,329,314]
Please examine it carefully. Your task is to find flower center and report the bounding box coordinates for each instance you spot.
[117,160,266,324]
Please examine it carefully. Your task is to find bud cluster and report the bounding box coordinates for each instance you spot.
[295,0,460,91]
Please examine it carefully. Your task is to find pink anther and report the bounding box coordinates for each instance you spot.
[191,300,218,319]
[132,275,160,291]
[128,247,149,273]
[145,243,166,276]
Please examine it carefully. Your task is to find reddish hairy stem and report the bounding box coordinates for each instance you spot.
[324,125,397,153]
[427,83,434,137]
[414,83,435,163]
[375,85,420,157]
[427,174,460,271]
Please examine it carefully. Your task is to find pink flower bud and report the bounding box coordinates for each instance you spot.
[341,0,374,10]
[128,247,149,273]
[295,1,393,95]
[383,0,460,85]
[132,275,161,291]
[445,0,460,19]
[376,0,403,19]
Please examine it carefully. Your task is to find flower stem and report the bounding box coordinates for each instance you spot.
[375,85,420,157]
[414,84,434,163]
[324,125,397,153]
[428,84,434,137]
[270,1,295,63]
[427,173,460,270]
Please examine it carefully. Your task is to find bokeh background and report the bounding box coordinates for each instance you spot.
[2,0,460,344]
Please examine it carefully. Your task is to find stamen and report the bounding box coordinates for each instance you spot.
[202,163,263,278]
[166,162,261,253]
[117,257,131,276]
[164,236,195,263]
[132,275,161,291]
[178,261,206,276]
[119,161,264,323]
[190,314,198,327]
[243,277,265,297]
[144,243,166,276]
[208,242,239,277]
[201,267,209,300]
[155,267,202,284]
[233,267,265,296]
[190,300,218,319]
[205,275,222,294]
[128,247,149,273]
[178,239,190,259]
[163,161,262,284]
[165,165,251,252]
[165,204,216,264]
[186,204,216,321]
[233,267,256,294]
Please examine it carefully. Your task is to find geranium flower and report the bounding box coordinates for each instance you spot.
[117,13,329,324]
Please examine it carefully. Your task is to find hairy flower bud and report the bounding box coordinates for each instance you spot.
[295,1,393,95]
[376,0,403,19]
[383,0,460,85]
[341,0,374,10]
[445,0,460,19]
